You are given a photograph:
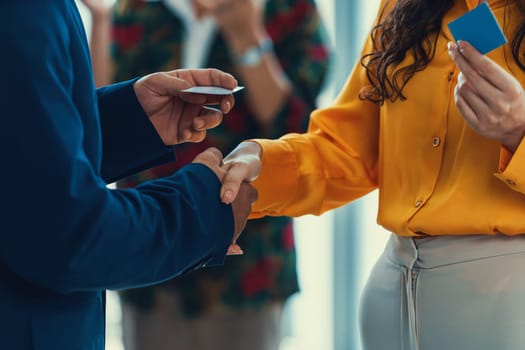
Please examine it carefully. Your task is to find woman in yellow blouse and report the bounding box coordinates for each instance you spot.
[219,0,525,349]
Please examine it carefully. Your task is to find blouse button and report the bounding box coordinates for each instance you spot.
[447,71,455,81]
[432,136,441,147]
[414,199,423,208]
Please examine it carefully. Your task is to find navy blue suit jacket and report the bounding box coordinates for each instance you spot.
[0,1,234,348]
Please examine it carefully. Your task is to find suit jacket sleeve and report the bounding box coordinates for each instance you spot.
[97,79,176,183]
[0,0,233,293]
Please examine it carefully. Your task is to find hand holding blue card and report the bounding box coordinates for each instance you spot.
[448,2,507,54]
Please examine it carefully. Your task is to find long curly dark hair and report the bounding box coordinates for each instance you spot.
[361,0,525,104]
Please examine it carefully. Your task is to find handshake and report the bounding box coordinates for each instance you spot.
[192,142,263,256]
[132,68,265,258]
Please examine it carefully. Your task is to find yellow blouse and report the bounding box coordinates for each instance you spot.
[251,0,525,237]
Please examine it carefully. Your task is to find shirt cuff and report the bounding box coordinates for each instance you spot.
[494,140,525,193]
[249,139,299,218]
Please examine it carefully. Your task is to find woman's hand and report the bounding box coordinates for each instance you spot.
[220,141,263,204]
[448,40,525,152]
[133,69,237,145]
[192,148,258,255]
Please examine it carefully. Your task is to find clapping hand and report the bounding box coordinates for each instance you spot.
[192,0,265,44]
[134,69,238,145]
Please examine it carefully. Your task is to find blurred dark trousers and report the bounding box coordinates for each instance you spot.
[121,292,282,350]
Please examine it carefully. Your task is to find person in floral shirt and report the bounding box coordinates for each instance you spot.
[82,0,330,349]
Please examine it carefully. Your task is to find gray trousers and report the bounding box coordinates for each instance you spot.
[121,291,282,350]
[360,233,525,350]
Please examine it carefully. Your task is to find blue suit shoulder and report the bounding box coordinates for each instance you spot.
[0,1,234,349]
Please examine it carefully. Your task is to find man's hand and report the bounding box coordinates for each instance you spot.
[448,41,525,152]
[134,69,238,145]
[228,182,258,255]
[192,148,258,255]
[192,147,227,181]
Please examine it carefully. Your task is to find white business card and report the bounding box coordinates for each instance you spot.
[181,86,245,95]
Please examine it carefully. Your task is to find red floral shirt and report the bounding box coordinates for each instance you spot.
[111,0,330,316]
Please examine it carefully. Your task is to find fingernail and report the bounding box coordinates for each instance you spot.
[228,249,243,256]
[225,101,231,112]
[223,190,233,204]
[226,246,243,256]
[457,40,464,52]
[447,44,453,57]
[194,119,204,130]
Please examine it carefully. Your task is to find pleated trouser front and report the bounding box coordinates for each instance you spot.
[359,233,525,350]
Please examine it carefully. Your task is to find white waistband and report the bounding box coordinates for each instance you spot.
[385,234,525,269]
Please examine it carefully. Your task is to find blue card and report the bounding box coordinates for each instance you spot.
[447,2,507,54]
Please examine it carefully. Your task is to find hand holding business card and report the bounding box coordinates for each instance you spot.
[182,86,245,95]
[448,2,507,54]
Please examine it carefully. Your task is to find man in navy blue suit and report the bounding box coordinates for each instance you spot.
[0,0,257,348]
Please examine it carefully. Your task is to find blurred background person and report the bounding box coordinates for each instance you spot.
[81,0,331,349]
